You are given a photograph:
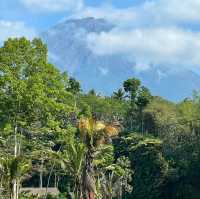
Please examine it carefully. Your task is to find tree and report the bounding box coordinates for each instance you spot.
[0,155,31,199]
[61,131,86,199]
[99,156,133,199]
[123,78,141,103]
[123,78,152,132]
[88,89,97,96]
[112,89,125,101]
[143,97,179,136]
[115,133,169,199]
[79,93,127,122]
[67,77,81,94]
[66,77,81,111]
[0,37,74,199]
[78,117,121,199]
[136,86,152,133]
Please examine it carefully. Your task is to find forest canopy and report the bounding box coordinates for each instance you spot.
[1,38,200,199]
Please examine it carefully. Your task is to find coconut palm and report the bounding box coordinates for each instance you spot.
[112,89,125,101]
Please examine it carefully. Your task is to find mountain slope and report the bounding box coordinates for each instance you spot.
[41,17,200,101]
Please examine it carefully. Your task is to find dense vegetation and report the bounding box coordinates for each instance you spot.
[1,38,200,199]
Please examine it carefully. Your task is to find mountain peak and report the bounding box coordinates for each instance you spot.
[52,17,114,33]
[41,17,200,101]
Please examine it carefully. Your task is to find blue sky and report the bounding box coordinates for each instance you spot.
[0,0,143,31]
[1,0,200,73]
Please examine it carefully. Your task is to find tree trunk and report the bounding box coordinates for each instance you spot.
[13,183,17,199]
[57,176,60,188]
[54,174,56,188]
[40,159,44,188]
[44,146,62,199]
[140,108,144,134]
[13,125,18,199]
[16,180,19,199]
[84,146,96,199]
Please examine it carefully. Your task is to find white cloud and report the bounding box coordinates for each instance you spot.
[71,0,200,27]
[72,5,137,27]
[73,0,200,72]
[134,62,151,72]
[0,20,36,43]
[87,27,200,71]
[29,0,200,72]
[146,0,200,23]
[16,0,200,73]
[20,0,200,24]
[21,0,83,12]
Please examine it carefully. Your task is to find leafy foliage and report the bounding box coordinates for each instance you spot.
[1,37,200,199]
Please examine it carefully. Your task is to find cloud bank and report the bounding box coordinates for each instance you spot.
[9,0,200,72]
[87,27,200,71]
[75,0,200,72]
[0,20,36,43]
[71,5,137,27]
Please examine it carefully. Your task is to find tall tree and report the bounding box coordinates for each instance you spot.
[136,86,152,133]
[67,77,81,94]
[112,88,125,101]
[0,37,74,199]
[123,78,141,103]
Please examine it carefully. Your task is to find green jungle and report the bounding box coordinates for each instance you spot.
[1,38,200,199]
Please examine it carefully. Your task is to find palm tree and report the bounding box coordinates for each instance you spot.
[78,117,121,199]
[112,89,125,101]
